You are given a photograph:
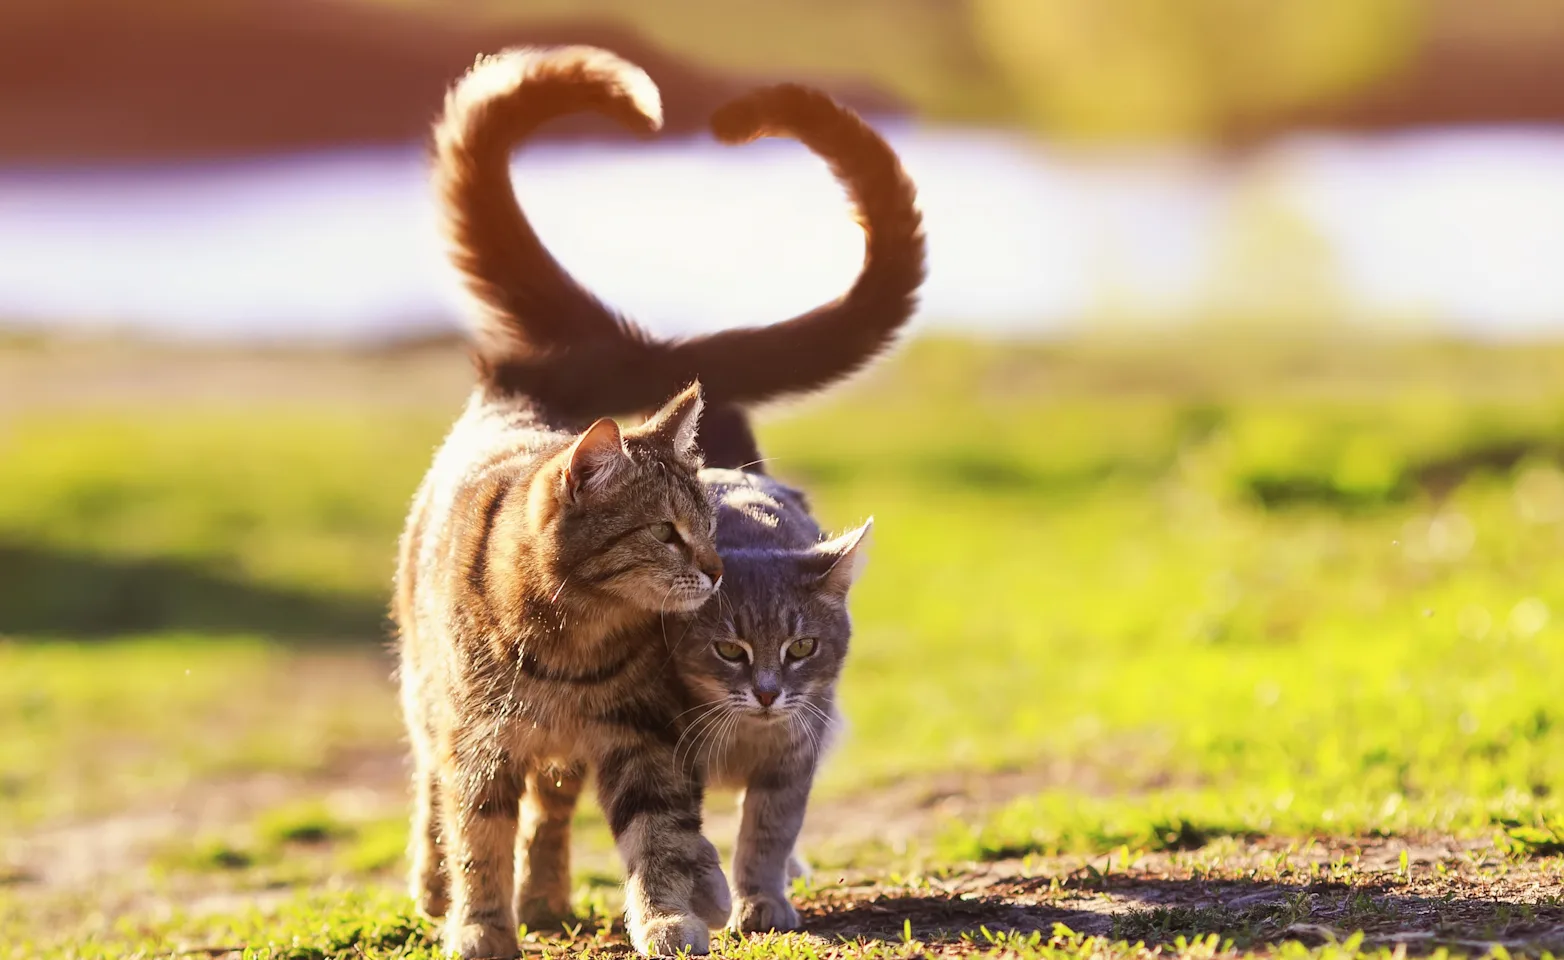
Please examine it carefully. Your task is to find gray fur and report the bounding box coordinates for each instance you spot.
[671,469,869,932]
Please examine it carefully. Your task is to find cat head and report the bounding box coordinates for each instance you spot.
[676,520,872,725]
[532,383,722,614]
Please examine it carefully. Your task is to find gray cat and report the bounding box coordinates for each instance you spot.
[673,468,869,932]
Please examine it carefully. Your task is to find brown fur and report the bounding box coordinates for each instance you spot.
[418,44,925,949]
[443,74,925,422]
[399,47,753,958]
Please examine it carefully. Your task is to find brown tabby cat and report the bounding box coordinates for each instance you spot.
[398,49,737,960]
[430,44,923,940]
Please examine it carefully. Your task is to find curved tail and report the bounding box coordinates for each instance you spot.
[433,49,926,416]
[433,46,661,359]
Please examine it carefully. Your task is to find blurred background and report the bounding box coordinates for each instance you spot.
[5,0,1564,338]
[8,2,1564,957]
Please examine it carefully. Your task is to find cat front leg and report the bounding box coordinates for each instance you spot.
[515,763,585,929]
[438,745,524,959]
[597,744,723,956]
[730,769,813,934]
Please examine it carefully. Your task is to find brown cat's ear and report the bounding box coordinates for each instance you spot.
[810,518,873,599]
[562,417,628,501]
[630,381,704,460]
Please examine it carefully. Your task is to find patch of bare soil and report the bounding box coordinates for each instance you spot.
[552,836,1564,957]
[802,836,1564,955]
[13,749,1564,957]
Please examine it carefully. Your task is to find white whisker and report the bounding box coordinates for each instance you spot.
[657,582,679,655]
[674,703,731,772]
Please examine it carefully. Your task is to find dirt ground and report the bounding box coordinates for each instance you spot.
[10,741,1564,957]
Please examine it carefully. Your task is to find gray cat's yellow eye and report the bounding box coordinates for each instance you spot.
[714,640,747,662]
[648,521,679,544]
[786,637,817,660]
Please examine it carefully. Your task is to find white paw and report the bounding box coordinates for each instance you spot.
[445,920,519,959]
[631,915,711,956]
[731,892,800,934]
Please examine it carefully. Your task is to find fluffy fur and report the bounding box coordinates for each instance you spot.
[444,76,925,423]
[400,47,740,959]
[423,42,924,944]
[673,469,870,932]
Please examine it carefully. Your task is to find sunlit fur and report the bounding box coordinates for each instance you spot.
[398,46,741,960]
[396,385,729,960]
[424,41,916,949]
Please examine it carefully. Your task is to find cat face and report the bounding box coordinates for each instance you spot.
[539,384,723,614]
[676,523,871,726]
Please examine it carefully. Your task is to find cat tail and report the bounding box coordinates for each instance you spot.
[474,83,927,417]
[432,45,662,363]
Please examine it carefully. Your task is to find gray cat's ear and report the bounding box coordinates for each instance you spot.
[631,381,704,459]
[812,518,873,599]
[562,417,628,501]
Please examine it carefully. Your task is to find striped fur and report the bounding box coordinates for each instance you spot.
[396,386,732,958]
[677,470,867,933]
[522,470,868,934]
[400,46,746,958]
[421,45,919,946]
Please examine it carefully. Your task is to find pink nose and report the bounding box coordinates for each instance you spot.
[755,690,778,707]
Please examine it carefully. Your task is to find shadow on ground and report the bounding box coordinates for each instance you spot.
[0,543,385,641]
[799,869,1564,955]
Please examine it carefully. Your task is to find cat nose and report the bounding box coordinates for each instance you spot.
[755,689,778,707]
[699,556,723,583]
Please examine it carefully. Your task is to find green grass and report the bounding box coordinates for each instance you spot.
[7,335,1564,957]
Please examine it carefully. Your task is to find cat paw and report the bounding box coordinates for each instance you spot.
[731,892,800,934]
[630,915,710,956]
[412,878,449,919]
[516,895,575,932]
[445,920,519,959]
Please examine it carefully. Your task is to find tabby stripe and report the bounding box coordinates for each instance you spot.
[517,644,641,685]
[590,699,681,745]
[463,476,511,597]
[597,749,699,836]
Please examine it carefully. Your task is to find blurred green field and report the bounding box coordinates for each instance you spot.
[6,335,1564,958]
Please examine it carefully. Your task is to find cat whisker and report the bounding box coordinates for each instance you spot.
[657,582,680,654]
[733,456,780,472]
[671,698,728,722]
[695,709,736,774]
[674,700,728,746]
[702,709,740,775]
[674,703,731,772]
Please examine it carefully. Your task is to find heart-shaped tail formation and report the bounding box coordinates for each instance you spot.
[434,44,927,432]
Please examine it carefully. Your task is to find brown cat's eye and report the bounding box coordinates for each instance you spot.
[786,637,817,660]
[714,640,747,662]
[648,521,680,544]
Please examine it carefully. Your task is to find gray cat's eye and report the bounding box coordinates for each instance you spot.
[786,637,817,660]
[648,521,680,544]
[713,640,747,662]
